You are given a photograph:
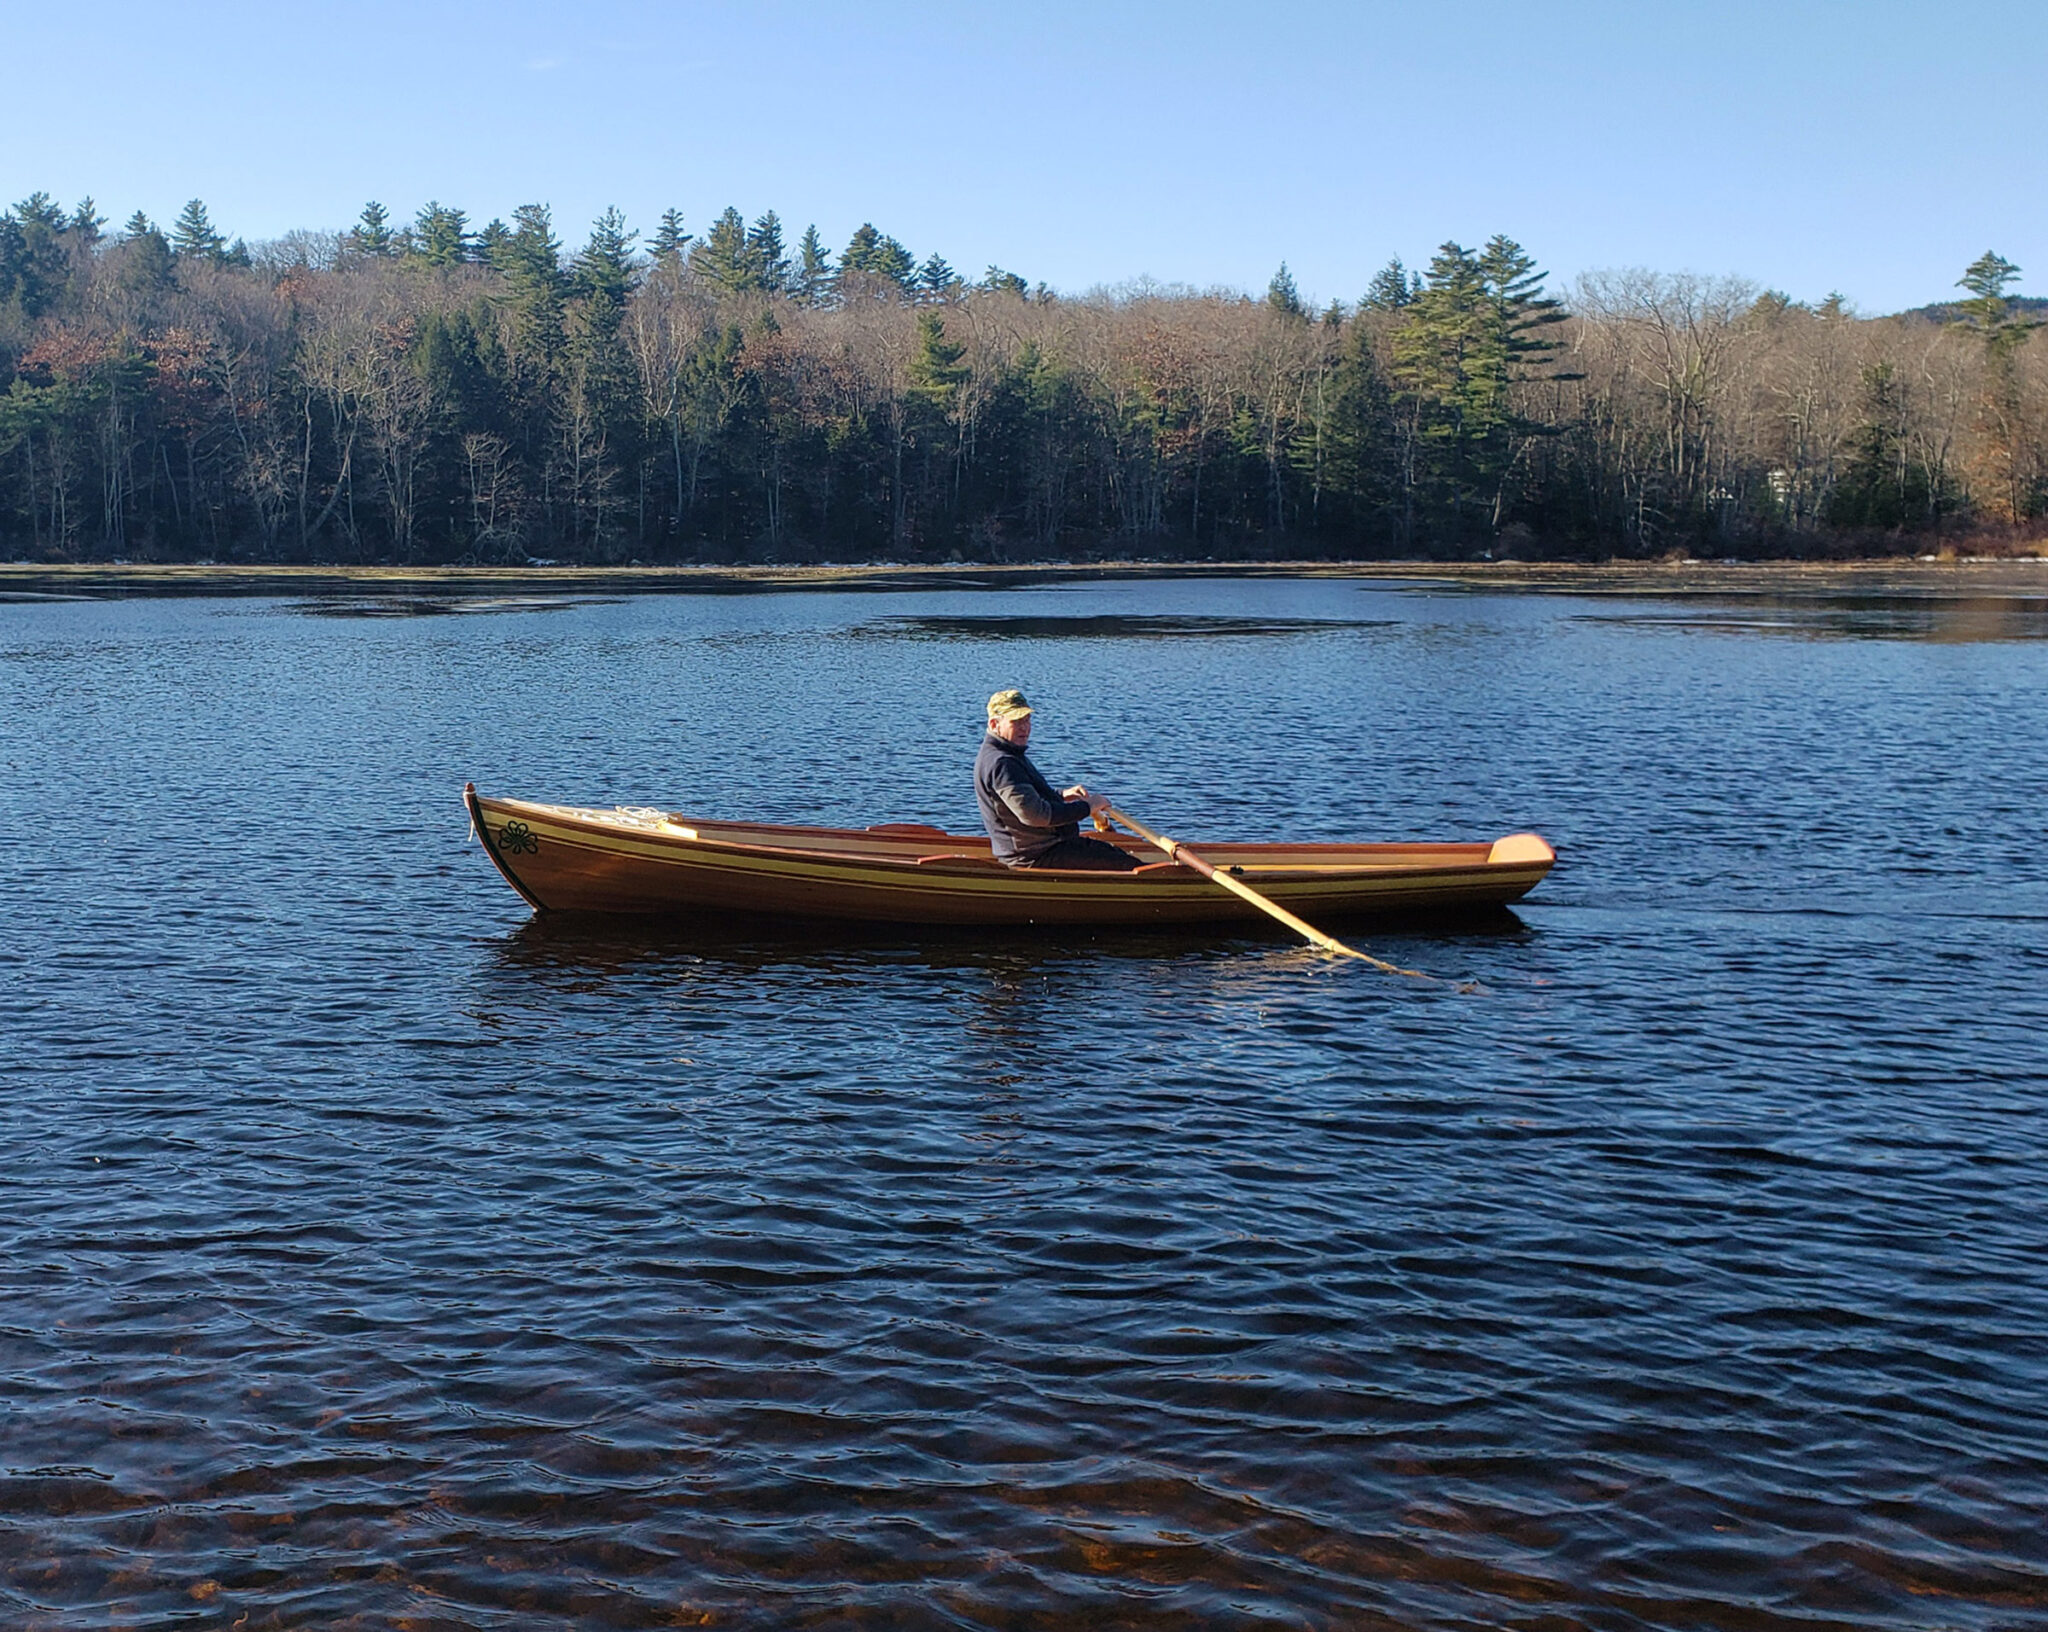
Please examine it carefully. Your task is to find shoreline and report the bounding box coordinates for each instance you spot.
[3,556,2047,601]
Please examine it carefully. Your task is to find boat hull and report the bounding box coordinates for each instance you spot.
[465,789,1554,927]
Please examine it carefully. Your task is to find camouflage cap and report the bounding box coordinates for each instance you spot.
[986,688,1033,721]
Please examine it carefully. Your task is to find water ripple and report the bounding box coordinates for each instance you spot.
[4,579,2046,1627]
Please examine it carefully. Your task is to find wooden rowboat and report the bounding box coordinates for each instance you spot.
[465,785,1555,927]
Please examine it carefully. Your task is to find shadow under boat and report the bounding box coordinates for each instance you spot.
[487,901,1534,982]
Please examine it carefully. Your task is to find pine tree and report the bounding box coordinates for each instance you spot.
[1266,262,1305,319]
[1949,251,2041,522]
[113,214,175,300]
[474,218,512,263]
[1386,238,1571,540]
[792,224,833,304]
[1952,251,2037,357]
[497,203,566,364]
[841,223,882,274]
[572,207,638,307]
[874,234,916,291]
[170,198,226,261]
[917,254,959,301]
[981,266,1028,297]
[840,224,916,295]
[1475,236,1569,388]
[412,202,470,266]
[1323,314,1400,539]
[14,192,65,238]
[908,309,969,408]
[1827,361,1944,530]
[70,198,105,245]
[1,194,76,317]
[650,208,690,263]
[1362,257,1414,312]
[690,206,756,293]
[746,211,789,292]
[348,201,396,257]
[565,208,641,549]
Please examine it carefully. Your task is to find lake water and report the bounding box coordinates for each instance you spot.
[3,575,2045,1630]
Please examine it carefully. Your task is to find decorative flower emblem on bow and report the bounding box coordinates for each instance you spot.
[498,820,539,855]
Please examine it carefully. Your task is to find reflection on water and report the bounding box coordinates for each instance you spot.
[3,575,2046,1629]
[283,593,625,618]
[487,906,1533,986]
[1577,592,2048,641]
[860,612,1398,640]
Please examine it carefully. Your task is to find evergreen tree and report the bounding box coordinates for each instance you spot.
[1322,314,1399,539]
[1949,251,2040,522]
[412,201,470,266]
[1362,257,1414,311]
[1952,251,2037,357]
[746,211,790,292]
[497,203,567,363]
[650,208,690,263]
[348,201,397,257]
[473,218,512,263]
[690,206,757,293]
[572,207,638,306]
[1266,262,1305,319]
[873,234,916,291]
[14,192,66,234]
[0,194,75,317]
[907,309,969,408]
[565,208,641,548]
[917,253,959,301]
[1827,361,1943,530]
[1390,242,1501,536]
[840,224,916,294]
[981,266,1028,297]
[1475,236,1569,385]
[70,197,105,245]
[1384,237,1571,540]
[170,198,226,261]
[792,224,833,304]
[841,223,882,273]
[113,212,174,299]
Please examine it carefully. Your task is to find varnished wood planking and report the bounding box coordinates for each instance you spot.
[467,791,1554,925]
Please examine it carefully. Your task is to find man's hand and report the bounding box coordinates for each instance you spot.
[1064,785,1111,817]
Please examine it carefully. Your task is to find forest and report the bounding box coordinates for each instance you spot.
[0,193,2041,564]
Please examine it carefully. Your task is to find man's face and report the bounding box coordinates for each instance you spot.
[991,713,1031,746]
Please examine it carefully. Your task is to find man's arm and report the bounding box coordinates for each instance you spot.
[991,760,1090,829]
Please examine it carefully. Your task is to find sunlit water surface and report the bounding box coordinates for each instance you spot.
[4,577,2045,1629]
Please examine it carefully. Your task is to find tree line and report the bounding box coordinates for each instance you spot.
[1,192,2041,564]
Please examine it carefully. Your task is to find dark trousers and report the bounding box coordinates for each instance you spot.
[1016,834,1141,872]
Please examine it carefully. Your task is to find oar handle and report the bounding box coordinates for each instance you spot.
[1102,806,1428,978]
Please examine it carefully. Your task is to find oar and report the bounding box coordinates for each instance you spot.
[1100,805,1430,980]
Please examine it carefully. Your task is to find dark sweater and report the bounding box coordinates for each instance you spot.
[975,732,1092,863]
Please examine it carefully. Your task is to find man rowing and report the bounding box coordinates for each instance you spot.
[975,689,1140,872]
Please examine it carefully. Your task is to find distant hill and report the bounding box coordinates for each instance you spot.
[1901,294,2048,323]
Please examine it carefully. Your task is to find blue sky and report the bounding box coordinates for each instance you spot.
[8,0,2041,312]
